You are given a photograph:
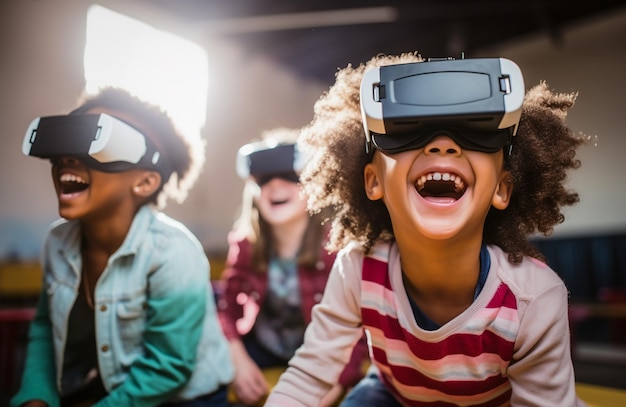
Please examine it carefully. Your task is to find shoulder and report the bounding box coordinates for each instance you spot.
[224,229,254,264]
[488,245,567,298]
[365,240,396,262]
[137,209,210,281]
[45,218,78,248]
[227,228,252,249]
[47,217,72,236]
[145,209,204,252]
[127,209,208,276]
[334,239,395,265]
[337,240,366,260]
[332,241,371,276]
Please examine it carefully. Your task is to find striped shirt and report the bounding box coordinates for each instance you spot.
[266,241,584,407]
[362,246,514,406]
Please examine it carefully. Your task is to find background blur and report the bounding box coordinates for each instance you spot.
[1,0,625,261]
[1,1,626,401]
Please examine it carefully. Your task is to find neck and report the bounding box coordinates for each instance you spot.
[397,236,484,326]
[396,233,483,302]
[80,210,135,256]
[271,215,309,259]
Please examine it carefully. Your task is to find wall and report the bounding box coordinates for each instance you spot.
[0,0,328,259]
[1,1,625,261]
[475,7,626,238]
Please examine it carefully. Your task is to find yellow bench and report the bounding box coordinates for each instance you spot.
[227,367,284,406]
[576,383,626,407]
[228,374,626,407]
[0,261,42,297]
[227,367,348,406]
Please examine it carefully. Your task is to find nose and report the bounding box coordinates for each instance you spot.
[60,156,80,164]
[423,135,461,156]
[52,156,81,167]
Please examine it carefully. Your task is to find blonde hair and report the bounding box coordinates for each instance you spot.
[233,127,332,272]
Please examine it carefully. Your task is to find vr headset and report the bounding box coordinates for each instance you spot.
[22,113,171,176]
[236,140,305,185]
[360,57,525,156]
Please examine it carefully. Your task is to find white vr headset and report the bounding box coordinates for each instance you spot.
[22,113,171,176]
[236,140,306,185]
[360,57,525,155]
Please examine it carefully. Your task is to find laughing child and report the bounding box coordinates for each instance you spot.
[12,87,233,407]
[265,53,587,406]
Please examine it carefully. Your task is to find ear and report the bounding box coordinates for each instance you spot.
[491,170,513,210]
[132,171,162,198]
[364,163,383,201]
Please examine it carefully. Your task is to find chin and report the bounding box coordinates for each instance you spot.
[57,206,82,221]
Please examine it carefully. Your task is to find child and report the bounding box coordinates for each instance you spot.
[12,87,234,407]
[265,53,587,406]
[217,129,368,406]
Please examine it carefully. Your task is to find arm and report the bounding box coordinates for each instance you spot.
[507,282,585,406]
[316,336,370,407]
[217,233,259,340]
[266,248,366,407]
[10,288,60,407]
[228,338,270,405]
[218,233,269,403]
[300,241,370,392]
[337,332,370,388]
[95,239,209,407]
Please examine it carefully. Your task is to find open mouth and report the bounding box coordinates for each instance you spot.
[270,198,289,206]
[416,172,466,200]
[59,173,89,194]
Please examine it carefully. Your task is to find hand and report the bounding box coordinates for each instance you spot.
[319,384,344,407]
[229,340,269,405]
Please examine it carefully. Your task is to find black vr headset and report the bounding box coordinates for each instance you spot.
[236,140,305,185]
[360,57,525,156]
[22,113,171,177]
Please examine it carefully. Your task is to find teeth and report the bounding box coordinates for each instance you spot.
[60,173,87,184]
[416,172,465,192]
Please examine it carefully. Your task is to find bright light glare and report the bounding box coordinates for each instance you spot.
[84,5,208,138]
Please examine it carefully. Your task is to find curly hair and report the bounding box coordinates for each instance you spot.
[70,87,205,208]
[299,53,587,263]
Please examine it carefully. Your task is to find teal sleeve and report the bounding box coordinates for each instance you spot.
[94,254,208,406]
[10,288,60,407]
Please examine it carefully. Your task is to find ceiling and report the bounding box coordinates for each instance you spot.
[150,0,625,84]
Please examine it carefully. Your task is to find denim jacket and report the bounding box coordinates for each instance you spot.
[11,205,234,407]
